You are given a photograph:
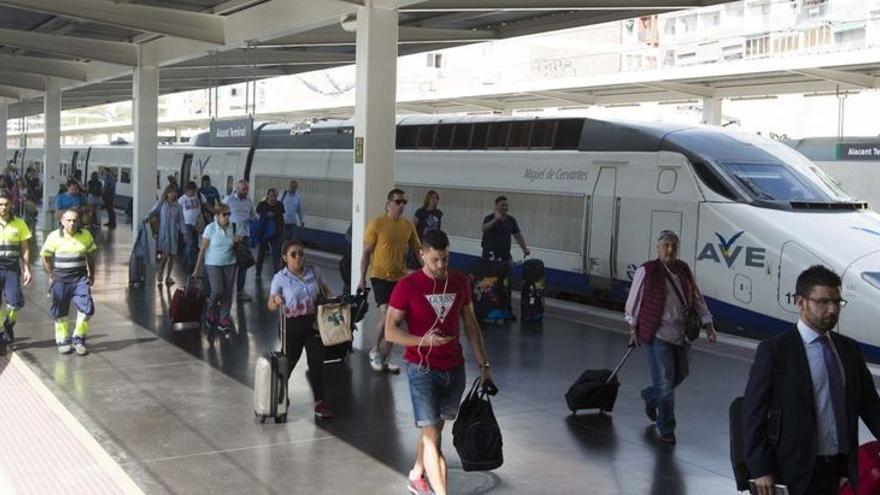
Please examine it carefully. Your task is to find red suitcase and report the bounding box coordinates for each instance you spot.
[171,277,204,331]
[839,441,880,495]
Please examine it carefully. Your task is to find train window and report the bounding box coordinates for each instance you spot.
[530,121,555,148]
[720,161,825,202]
[487,122,511,148]
[692,161,737,200]
[396,126,418,149]
[554,119,584,149]
[657,169,678,194]
[417,125,437,149]
[863,272,880,291]
[120,168,131,184]
[450,124,472,149]
[508,122,532,149]
[226,176,233,195]
[470,123,488,149]
[435,124,454,149]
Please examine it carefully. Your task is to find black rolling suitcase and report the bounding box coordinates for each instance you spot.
[128,222,149,287]
[323,288,371,364]
[565,346,634,413]
[520,259,545,321]
[468,259,513,323]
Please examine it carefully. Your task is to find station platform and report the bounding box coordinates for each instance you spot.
[2,222,808,494]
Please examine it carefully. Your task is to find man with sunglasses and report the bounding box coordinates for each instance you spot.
[358,188,421,374]
[743,265,880,495]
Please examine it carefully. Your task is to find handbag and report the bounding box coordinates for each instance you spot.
[232,224,255,269]
[314,272,353,347]
[663,268,703,342]
[453,378,503,472]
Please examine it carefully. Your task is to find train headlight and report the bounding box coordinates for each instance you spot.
[862,272,880,291]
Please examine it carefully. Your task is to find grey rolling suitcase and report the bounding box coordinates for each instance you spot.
[254,311,289,423]
[128,222,148,287]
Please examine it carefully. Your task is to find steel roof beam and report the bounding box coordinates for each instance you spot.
[0,0,226,45]
[640,81,716,98]
[0,54,89,81]
[401,0,708,11]
[448,97,507,112]
[261,26,497,47]
[0,28,138,66]
[789,68,879,89]
[0,86,20,99]
[525,90,595,105]
[0,72,48,91]
[174,49,354,68]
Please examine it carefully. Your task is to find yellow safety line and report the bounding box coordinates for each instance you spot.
[9,353,145,495]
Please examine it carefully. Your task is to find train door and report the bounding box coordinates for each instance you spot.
[180,153,193,185]
[587,167,618,279]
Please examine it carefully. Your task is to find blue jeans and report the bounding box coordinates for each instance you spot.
[405,362,466,427]
[641,338,689,436]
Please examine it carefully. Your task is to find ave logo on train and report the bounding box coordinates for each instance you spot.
[697,231,766,269]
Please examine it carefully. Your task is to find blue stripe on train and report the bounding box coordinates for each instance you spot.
[306,229,880,361]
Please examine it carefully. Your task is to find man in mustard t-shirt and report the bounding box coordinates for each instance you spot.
[358,188,421,374]
[0,190,33,354]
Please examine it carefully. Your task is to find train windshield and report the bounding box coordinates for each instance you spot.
[718,139,854,203]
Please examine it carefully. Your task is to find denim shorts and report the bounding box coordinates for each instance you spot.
[405,362,466,428]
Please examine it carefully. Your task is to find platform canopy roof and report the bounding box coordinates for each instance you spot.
[0,0,737,119]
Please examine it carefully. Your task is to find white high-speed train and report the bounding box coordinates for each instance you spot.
[8,116,880,358]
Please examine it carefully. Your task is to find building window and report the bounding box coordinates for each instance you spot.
[745,35,770,57]
[426,53,443,68]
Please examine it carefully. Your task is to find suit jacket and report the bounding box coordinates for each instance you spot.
[742,327,880,495]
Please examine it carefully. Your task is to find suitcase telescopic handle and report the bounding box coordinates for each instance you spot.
[606,345,635,385]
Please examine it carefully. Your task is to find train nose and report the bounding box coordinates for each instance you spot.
[838,252,880,337]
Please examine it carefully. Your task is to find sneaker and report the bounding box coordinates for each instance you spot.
[314,402,335,419]
[58,342,73,354]
[237,291,252,302]
[644,400,657,423]
[369,349,384,372]
[382,361,401,374]
[73,337,88,356]
[408,476,434,495]
[219,317,234,333]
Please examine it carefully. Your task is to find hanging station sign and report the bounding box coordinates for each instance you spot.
[209,117,254,147]
[836,142,880,161]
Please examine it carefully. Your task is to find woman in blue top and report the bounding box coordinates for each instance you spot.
[156,185,186,287]
[267,239,335,419]
[193,203,240,333]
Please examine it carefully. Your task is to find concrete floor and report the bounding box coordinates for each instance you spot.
[7,222,778,494]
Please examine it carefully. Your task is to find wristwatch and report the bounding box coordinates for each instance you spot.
[479,362,491,369]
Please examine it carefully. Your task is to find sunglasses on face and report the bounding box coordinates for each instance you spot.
[287,250,305,258]
[393,199,408,205]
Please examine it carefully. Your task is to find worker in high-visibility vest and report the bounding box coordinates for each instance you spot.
[40,208,96,355]
[0,189,32,354]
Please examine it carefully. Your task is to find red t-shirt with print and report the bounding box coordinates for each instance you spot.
[388,269,471,371]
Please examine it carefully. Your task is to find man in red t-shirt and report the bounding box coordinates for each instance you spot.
[386,229,493,495]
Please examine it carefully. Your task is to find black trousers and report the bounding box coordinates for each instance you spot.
[806,455,847,495]
[285,315,326,402]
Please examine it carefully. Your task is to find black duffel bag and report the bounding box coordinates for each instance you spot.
[453,378,503,472]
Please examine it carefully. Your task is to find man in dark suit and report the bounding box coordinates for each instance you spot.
[743,265,880,495]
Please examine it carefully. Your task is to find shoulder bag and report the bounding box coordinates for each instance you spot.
[231,224,255,270]
[663,268,703,342]
[314,270,352,347]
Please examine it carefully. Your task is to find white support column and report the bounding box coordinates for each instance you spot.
[350,2,398,350]
[702,97,722,126]
[132,45,159,229]
[0,101,7,169]
[42,78,62,213]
